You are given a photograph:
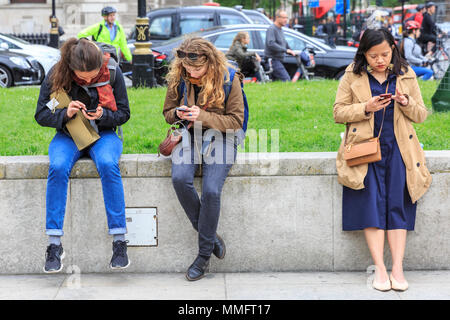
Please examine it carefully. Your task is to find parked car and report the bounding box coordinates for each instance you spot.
[147,24,357,84]
[241,9,272,25]
[0,45,41,88]
[0,33,60,83]
[127,6,253,50]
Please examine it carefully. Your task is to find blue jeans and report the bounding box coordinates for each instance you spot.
[411,66,433,80]
[171,131,237,257]
[45,130,126,236]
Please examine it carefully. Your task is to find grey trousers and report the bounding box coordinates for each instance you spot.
[171,130,237,257]
[271,59,291,82]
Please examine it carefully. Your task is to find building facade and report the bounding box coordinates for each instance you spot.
[0,0,203,39]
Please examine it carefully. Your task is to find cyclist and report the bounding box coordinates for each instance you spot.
[226,31,262,81]
[404,4,426,28]
[77,6,132,62]
[401,21,433,80]
[418,2,439,55]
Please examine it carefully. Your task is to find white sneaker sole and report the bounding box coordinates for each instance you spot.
[110,259,131,270]
[43,250,65,274]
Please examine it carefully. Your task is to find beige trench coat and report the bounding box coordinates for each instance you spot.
[333,63,432,203]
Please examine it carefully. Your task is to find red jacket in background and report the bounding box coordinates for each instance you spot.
[414,12,423,27]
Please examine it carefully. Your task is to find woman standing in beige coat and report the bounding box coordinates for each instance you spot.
[334,29,432,292]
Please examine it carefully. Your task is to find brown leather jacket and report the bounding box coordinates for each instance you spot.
[163,72,245,133]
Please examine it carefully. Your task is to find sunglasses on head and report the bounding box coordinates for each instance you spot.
[176,50,203,60]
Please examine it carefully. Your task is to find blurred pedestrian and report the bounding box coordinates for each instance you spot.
[401,20,434,80]
[264,9,297,81]
[418,1,438,54]
[315,18,327,36]
[324,16,337,47]
[404,4,426,27]
[226,31,262,81]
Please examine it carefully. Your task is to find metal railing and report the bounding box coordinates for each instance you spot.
[6,33,49,45]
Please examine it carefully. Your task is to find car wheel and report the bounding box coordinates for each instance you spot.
[37,63,45,84]
[0,65,13,88]
[335,70,345,81]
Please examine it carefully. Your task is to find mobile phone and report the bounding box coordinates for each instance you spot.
[85,108,97,113]
[379,93,392,100]
[176,107,190,112]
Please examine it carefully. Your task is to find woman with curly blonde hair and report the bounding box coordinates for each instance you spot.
[163,37,245,281]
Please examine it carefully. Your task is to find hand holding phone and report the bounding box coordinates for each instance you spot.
[378,93,392,100]
[176,106,191,119]
[176,107,190,112]
[82,105,103,120]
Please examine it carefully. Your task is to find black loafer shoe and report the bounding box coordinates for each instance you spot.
[186,255,210,281]
[212,234,226,259]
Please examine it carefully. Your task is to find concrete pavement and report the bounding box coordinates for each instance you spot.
[1,271,450,300]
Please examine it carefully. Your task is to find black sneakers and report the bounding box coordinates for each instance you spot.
[43,241,130,272]
[110,240,130,269]
[44,244,65,273]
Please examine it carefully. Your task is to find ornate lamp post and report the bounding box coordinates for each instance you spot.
[132,0,155,88]
[49,0,59,48]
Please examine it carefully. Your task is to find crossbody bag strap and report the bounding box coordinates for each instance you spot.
[376,81,389,139]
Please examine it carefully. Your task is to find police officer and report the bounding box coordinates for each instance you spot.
[77,6,132,62]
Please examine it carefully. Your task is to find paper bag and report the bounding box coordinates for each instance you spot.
[50,90,100,150]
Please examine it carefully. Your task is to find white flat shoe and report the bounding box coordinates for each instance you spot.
[390,274,409,291]
[372,278,391,292]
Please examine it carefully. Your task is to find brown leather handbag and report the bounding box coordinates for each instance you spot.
[158,102,209,157]
[343,135,382,167]
[158,120,190,157]
[343,82,389,167]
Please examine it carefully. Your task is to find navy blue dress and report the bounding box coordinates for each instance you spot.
[342,72,417,231]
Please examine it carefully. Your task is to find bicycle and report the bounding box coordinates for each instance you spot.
[291,47,316,82]
[429,34,450,80]
[256,57,272,83]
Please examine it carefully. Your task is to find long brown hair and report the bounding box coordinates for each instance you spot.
[166,37,233,108]
[230,31,249,48]
[50,37,103,92]
[400,29,415,58]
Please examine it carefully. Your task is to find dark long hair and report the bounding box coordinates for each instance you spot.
[50,37,103,92]
[353,28,408,75]
[400,29,415,57]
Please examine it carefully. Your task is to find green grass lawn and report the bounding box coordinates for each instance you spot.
[0,80,447,156]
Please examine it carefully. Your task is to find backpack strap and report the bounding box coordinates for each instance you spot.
[177,78,185,103]
[94,23,103,42]
[84,81,109,88]
[107,57,117,87]
[224,67,236,105]
[222,67,248,147]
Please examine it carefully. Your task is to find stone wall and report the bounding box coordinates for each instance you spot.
[0,151,449,274]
